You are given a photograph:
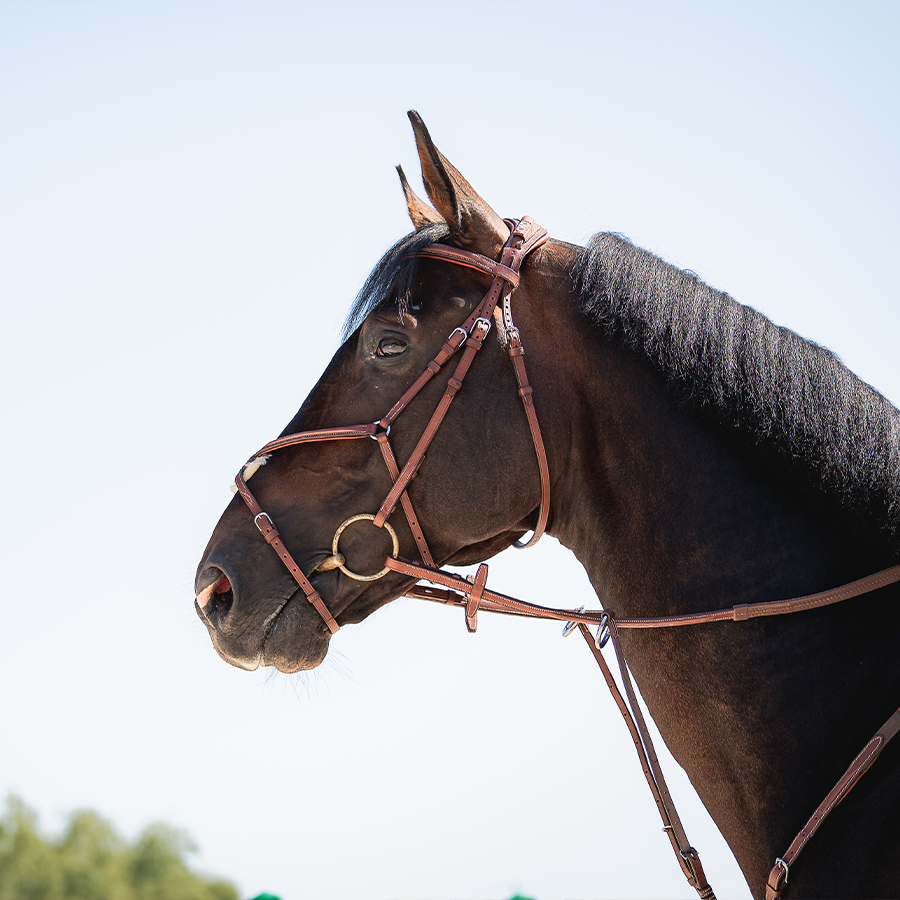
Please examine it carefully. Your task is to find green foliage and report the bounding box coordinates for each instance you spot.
[0,796,238,900]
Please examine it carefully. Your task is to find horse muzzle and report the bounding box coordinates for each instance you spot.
[194,559,332,673]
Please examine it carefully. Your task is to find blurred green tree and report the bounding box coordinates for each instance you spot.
[0,795,238,900]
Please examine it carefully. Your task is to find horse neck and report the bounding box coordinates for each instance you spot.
[524,257,900,889]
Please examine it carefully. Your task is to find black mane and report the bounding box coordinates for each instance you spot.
[344,226,900,550]
[572,232,900,550]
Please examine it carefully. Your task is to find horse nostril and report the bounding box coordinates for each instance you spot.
[207,581,234,619]
[196,567,234,615]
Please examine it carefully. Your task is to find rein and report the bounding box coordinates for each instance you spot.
[232,217,900,900]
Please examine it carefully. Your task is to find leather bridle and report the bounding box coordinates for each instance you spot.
[231,216,900,900]
[233,216,551,634]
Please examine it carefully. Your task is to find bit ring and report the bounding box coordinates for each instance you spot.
[331,514,400,581]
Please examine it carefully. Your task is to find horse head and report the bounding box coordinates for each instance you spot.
[195,113,564,673]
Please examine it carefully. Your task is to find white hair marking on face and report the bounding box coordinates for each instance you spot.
[229,454,272,493]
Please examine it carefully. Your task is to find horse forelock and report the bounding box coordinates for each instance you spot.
[572,232,900,549]
[342,223,450,340]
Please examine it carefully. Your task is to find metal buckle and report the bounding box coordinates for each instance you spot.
[774,858,789,884]
[679,847,701,884]
[448,326,468,345]
[469,317,491,338]
[595,612,611,649]
[561,607,585,637]
[254,511,274,533]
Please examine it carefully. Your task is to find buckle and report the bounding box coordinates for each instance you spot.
[254,511,274,533]
[774,858,789,884]
[468,317,491,338]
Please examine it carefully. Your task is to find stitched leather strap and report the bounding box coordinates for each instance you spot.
[765,704,900,900]
[613,563,900,629]
[506,330,551,546]
[374,318,492,527]
[393,555,900,634]
[578,623,717,899]
[233,471,340,634]
[417,244,520,286]
[374,431,434,567]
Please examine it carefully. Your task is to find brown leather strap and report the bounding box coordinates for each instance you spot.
[388,556,618,625]
[606,622,716,898]
[614,563,900,629]
[506,331,550,546]
[255,424,378,453]
[393,555,900,636]
[374,318,492,527]
[233,471,339,633]
[577,623,717,899]
[499,217,550,546]
[375,431,434,567]
[416,244,521,286]
[464,563,488,633]
[379,327,469,428]
[765,704,900,899]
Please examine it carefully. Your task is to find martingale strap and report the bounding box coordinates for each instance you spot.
[765,703,900,900]
[391,553,900,900]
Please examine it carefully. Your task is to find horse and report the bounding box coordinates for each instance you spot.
[195,112,900,899]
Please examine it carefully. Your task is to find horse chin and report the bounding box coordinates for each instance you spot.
[206,606,330,673]
[196,594,331,674]
[259,589,332,672]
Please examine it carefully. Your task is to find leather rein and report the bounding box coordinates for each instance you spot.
[232,216,900,900]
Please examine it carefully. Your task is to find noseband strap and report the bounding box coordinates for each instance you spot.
[232,216,550,634]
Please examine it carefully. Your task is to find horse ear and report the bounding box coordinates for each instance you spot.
[396,165,445,229]
[407,110,509,255]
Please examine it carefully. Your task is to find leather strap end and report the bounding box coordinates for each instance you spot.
[766,865,787,900]
[464,564,488,633]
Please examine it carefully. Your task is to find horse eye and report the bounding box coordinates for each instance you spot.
[376,337,407,358]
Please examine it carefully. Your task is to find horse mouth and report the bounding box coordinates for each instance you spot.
[258,572,337,673]
[195,556,337,673]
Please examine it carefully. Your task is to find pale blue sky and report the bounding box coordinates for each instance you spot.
[2,4,898,899]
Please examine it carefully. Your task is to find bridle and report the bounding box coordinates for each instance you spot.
[231,216,900,900]
[232,215,551,634]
